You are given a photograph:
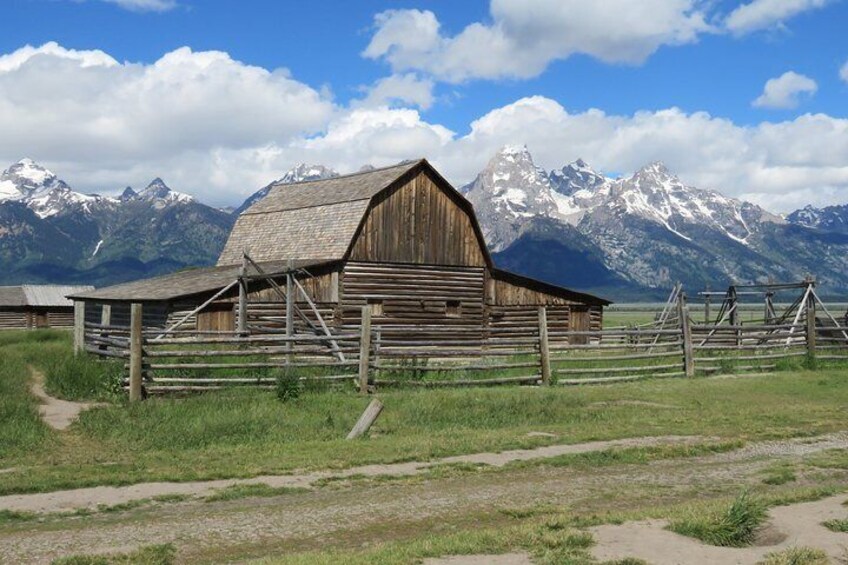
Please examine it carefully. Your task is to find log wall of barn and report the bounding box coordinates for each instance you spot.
[0,309,28,329]
[340,261,486,349]
[349,171,487,267]
[486,277,604,344]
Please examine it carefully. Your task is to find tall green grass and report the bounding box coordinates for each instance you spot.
[668,491,767,547]
[0,333,52,459]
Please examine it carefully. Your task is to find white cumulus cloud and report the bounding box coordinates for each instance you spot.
[363,1,713,82]
[725,0,830,34]
[356,73,435,110]
[840,59,848,83]
[2,43,848,213]
[752,71,818,109]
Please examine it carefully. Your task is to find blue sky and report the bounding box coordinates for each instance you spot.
[1,0,847,211]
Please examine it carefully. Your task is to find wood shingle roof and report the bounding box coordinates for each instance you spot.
[217,160,422,266]
[69,260,332,302]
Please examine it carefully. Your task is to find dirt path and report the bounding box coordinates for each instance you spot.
[29,367,106,431]
[1,432,847,564]
[590,494,848,564]
[0,434,703,514]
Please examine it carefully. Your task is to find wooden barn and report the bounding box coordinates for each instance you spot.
[71,160,609,349]
[0,285,94,330]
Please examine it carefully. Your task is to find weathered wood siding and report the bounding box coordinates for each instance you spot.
[349,171,487,267]
[0,309,28,329]
[488,278,580,306]
[341,261,486,349]
[197,304,235,332]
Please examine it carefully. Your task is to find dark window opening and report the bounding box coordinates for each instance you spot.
[446,300,462,318]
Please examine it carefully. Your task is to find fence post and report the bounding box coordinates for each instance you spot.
[73,300,85,355]
[358,305,372,394]
[806,285,817,360]
[99,304,112,352]
[538,306,551,385]
[129,302,144,402]
[237,254,248,335]
[678,294,695,378]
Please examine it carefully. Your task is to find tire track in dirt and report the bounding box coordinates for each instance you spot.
[1,432,847,564]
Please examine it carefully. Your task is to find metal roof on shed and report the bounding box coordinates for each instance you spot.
[0,285,94,308]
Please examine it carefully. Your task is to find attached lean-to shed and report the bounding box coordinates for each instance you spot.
[71,159,609,346]
[0,285,94,329]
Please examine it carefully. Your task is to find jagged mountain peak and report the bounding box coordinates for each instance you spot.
[119,186,137,201]
[277,163,340,184]
[550,158,609,197]
[137,178,194,206]
[637,160,672,175]
[787,202,848,234]
[233,163,340,216]
[0,158,68,202]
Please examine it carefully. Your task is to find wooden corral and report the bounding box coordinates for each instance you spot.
[0,285,93,330]
[72,160,609,351]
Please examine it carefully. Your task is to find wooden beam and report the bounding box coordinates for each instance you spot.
[129,302,143,402]
[73,301,85,355]
[237,253,248,335]
[359,305,372,394]
[153,279,239,340]
[293,276,345,362]
[346,398,383,440]
[678,293,694,377]
[538,306,551,386]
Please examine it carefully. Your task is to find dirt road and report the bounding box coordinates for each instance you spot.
[1,432,847,563]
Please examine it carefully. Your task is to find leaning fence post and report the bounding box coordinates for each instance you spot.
[678,293,695,378]
[129,302,144,402]
[358,306,372,394]
[538,306,551,385]
[73,300,85,355]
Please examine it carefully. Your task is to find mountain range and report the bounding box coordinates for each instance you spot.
[1,153,847,299]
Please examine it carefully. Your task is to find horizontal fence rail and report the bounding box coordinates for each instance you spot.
[76,294,848,399]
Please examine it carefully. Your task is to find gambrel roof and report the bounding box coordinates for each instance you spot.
[217,159,493,268]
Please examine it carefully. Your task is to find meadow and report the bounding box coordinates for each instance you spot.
[1,329,848,496]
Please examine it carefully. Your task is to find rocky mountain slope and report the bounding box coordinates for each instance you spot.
[465,146,848,298]
[787,204,848,234]
[0,159,344,286]
[3,153,847,298]
[0,160,233,285]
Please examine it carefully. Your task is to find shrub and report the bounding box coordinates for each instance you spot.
[757,546,829,565]
[275,369,301,402]
[669,491,767,547]
[822,518,848,533]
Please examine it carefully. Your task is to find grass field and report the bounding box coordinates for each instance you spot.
[1,330,848,496]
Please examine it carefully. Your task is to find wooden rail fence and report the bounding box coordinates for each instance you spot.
[79,297,848,400]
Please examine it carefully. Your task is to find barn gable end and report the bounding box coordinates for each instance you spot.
[349,169,488,267]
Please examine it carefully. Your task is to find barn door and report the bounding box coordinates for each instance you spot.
[35,311,49,328]
[569,306,590,345]
[197,303,236,332]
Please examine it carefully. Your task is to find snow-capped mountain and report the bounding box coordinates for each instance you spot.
[469,146,848,296]
[787,204,848,234]
[0,159,105,218]
[550,158,610,197]
[234,163,340,215]
[0,158,69,200]
[462,146,562,250]
[0,159,233,285]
